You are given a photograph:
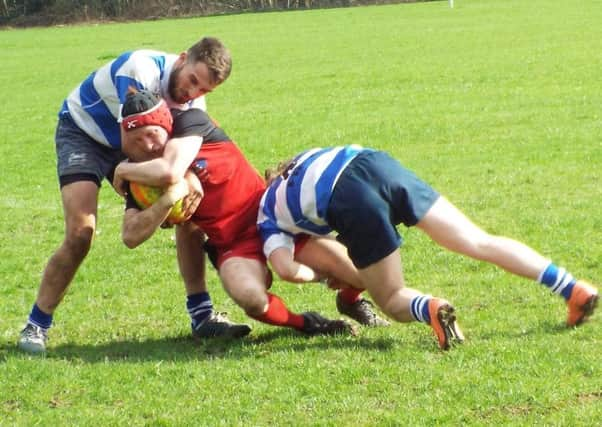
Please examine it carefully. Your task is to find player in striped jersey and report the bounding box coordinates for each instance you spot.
[19,37,246,354]
[259,146,598,350]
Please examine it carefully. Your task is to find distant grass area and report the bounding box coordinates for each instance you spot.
[1,0,601,424]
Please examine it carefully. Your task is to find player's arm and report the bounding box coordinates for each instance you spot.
[268,247,326,284]
[115,134,203,189]
[261,226,325,284]
[122,180,189,248]
[114,107,212,191]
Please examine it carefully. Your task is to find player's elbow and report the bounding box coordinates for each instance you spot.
[122,228,143,249]
[152,168,180,186]
[271,261,298,283]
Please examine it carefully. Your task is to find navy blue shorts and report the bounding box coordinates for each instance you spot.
[55,113,125,188]
[326,150,439,269]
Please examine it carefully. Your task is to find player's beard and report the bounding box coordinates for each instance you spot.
[168,64,187,104]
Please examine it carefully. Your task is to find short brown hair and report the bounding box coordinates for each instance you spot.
[264,158,295,185]
[187,37,232,85]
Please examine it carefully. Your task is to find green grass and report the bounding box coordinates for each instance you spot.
[1,0,601,424]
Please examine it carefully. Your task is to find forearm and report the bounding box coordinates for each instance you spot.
[287,262,324,283]
[122,196,175,248]
[116,136,203,186]
[269,248,324,284]
[118,160,176,187]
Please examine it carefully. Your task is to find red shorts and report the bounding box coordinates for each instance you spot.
[207,226,266,270]
[206,228,273,289]
[294,233,311,254]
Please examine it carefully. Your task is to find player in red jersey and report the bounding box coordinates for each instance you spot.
[118,89,386,336]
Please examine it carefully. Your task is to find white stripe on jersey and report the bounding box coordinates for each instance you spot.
[62,50,206,149]
[258,145,365,258]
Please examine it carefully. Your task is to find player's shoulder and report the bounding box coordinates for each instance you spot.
[116,50,174,70]
[170,107,218,139]
[171,107,210,123]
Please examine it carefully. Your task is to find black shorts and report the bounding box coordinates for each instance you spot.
[326,150,439,269]
[55,113,125,188]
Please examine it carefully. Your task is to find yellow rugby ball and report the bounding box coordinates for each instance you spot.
[129,181,187,224]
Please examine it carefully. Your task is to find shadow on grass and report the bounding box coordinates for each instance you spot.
[475,320,571,342]
[0,328,396,364]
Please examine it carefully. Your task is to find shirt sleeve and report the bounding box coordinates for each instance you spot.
[258,219,295,258]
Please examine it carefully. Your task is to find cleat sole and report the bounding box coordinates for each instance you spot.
[573,293,599,326]
[436,304,464,350]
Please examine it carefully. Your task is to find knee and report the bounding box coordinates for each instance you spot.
[64,226,94,260]
[240,289,269,317]
[223,281,268,317]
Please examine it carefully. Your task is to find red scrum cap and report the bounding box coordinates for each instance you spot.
[120,89,173,134]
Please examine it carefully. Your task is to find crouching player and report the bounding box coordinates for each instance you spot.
[116,90,387,336]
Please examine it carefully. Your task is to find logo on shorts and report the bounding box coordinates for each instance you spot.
[68,153,87,166]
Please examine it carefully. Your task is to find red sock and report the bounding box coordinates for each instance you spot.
[338,288,363,304]
[251,293,305,330]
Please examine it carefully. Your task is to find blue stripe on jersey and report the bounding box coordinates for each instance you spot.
[110,52,132,85]
[78,73,120,146]
[78,71,100,107]
[314,145,363,218]
[285,149,333,235]
[150,55,166,80]
[110,52,144,102]
[115,76,144,103]
[259,181,280,241]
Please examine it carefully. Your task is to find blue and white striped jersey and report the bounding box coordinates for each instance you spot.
[60,50,206,149]
[257,145,366,257]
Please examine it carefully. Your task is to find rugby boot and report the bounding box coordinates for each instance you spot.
[193,312,252,339]
[427,298,464,350]
[336,293,390,327]
[18,323,48,354]
[566,281,599,327]
[301,312,357,336]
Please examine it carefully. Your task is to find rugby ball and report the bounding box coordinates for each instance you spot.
[128,181,186,224]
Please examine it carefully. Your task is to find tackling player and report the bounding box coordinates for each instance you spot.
[18,37,248,354]
[258,146,599,350]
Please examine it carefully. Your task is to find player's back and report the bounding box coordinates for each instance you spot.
[191,141,265,247]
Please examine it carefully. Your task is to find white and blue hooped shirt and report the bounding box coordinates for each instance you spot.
[60,50,206,149]
[257,145,368,258]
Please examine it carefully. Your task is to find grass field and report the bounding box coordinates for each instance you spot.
[1,0,601,425]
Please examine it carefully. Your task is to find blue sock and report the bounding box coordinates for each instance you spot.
[410,295,432,324]
[28,304,52,330]
[187,292,213,330]
[538,263,576,300]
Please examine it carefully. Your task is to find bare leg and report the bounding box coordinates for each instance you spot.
[175,221,207,296]
[295,236,390,326]
[36,181,98,313]
[219,257,270,318]
[295,236,363,289]
[357,250,421,322]
[417,196,550,279]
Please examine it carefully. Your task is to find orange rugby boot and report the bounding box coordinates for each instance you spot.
[428,298,465,350]
[566,281,599,327]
